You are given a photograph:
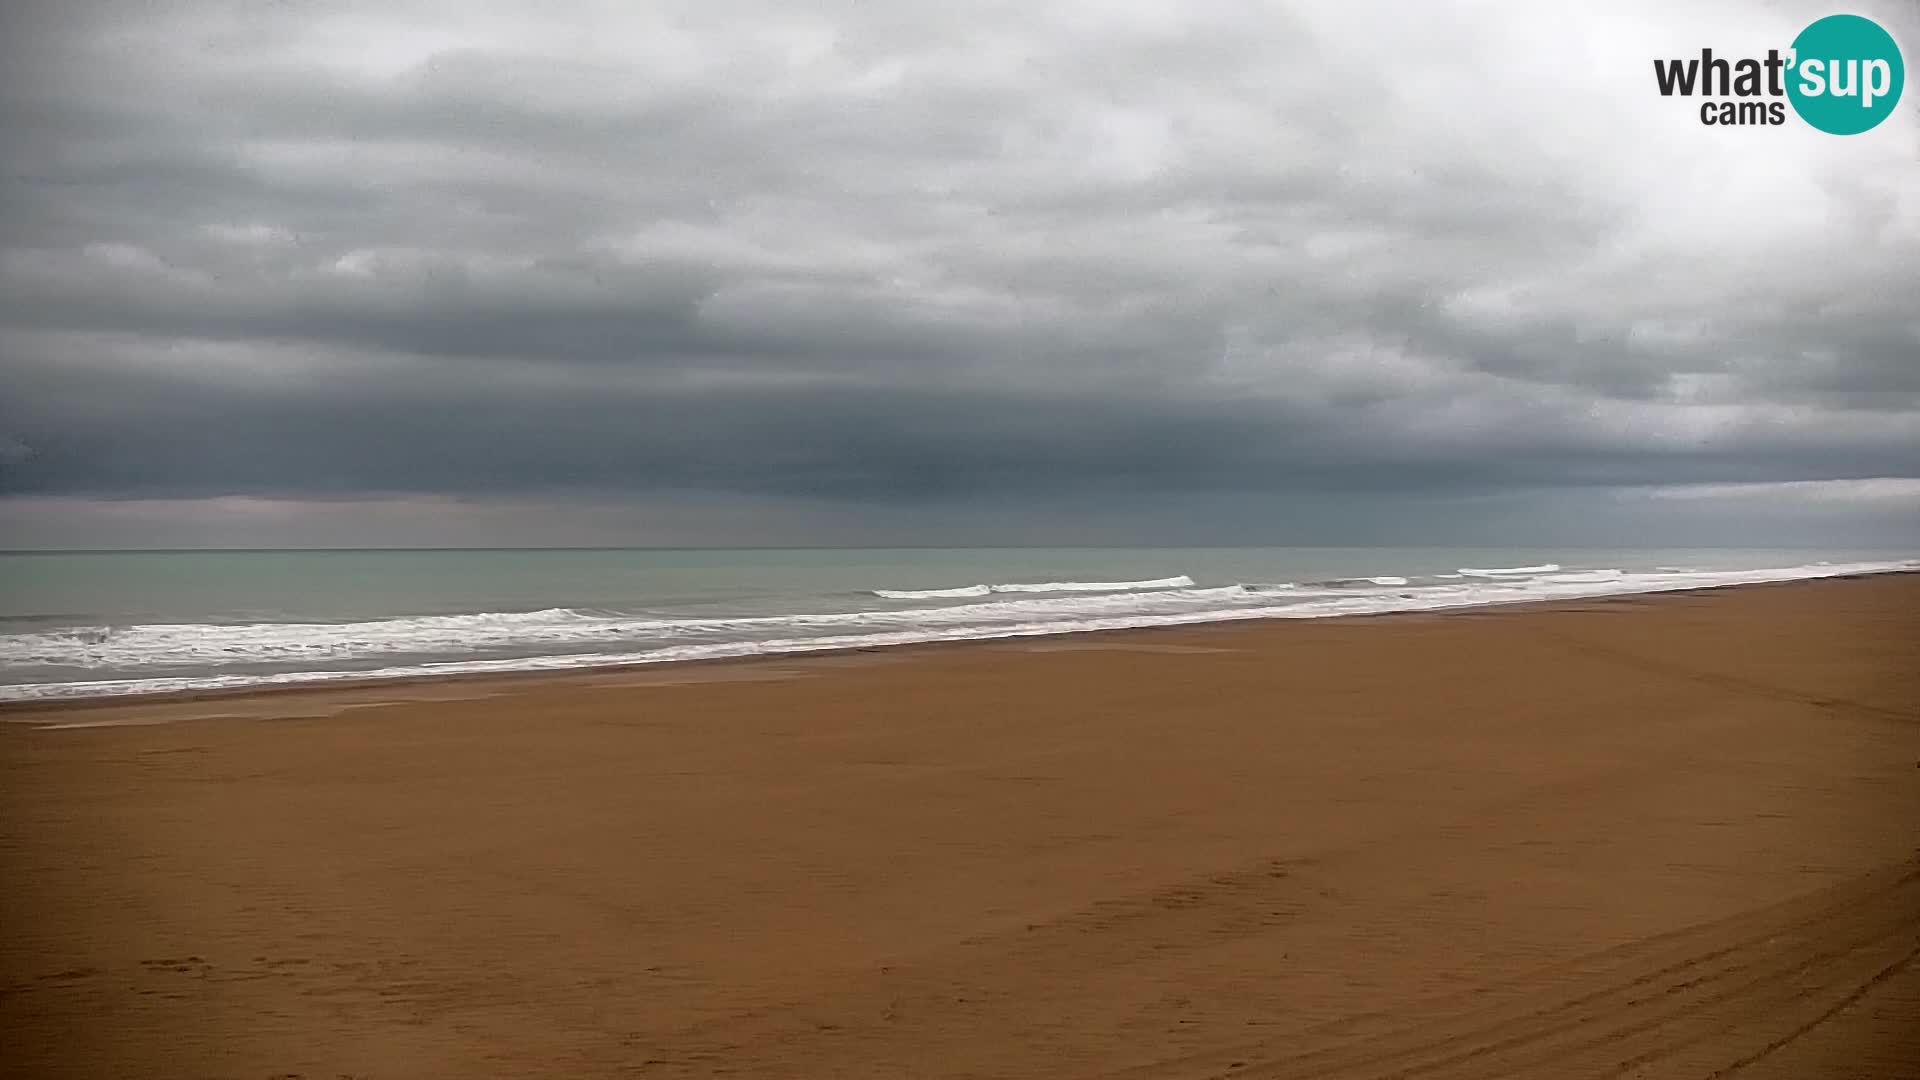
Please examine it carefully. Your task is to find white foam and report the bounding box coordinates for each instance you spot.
[1458,564,1561,577]
[2,559,1913,702]
[1303,576,1412,589]
[988,575,1195,593]
[873,585,992,599]
[872,575,1194,599]
[0,586,1245,671]
[1540,569,1623,584]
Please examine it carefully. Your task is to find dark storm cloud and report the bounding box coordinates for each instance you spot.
[1,0,1917,524]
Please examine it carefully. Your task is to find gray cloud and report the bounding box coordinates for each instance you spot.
[1,0,1917,543]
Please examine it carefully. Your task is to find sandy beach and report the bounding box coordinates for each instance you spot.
[2,573,1916,1079]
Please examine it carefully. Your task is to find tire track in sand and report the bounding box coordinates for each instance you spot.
[1096,854,1920,1079]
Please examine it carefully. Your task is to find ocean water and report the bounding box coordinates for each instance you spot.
[0,546,1913,701]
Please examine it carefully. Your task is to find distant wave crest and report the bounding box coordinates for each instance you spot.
[1457,564,1560,578]
[873,575,1193,599]
[1302,575,1411,588]
[1540,569,1623,584]
[989,575,1195,593]
[872,585,992,599]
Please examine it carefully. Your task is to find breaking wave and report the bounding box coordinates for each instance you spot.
[1458,564,1561,577]
[3,559,1913,702]
[873,575,1194,598]
[872,585,992,599]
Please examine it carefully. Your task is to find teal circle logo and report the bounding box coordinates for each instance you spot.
[1787,14,1904,134]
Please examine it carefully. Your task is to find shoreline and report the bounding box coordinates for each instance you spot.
[3,571,1916,1077]
[2,567,1913,722]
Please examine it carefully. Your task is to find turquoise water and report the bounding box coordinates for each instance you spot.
[1,546,1912,699]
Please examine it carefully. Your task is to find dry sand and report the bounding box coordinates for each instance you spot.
[2,575,1917,1079]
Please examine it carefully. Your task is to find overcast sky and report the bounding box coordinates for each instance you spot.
[1,0,1916,548]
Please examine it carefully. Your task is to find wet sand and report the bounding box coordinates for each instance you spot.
[3,574,1917,1079]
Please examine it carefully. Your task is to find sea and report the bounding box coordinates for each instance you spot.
[1,546,1914,701]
